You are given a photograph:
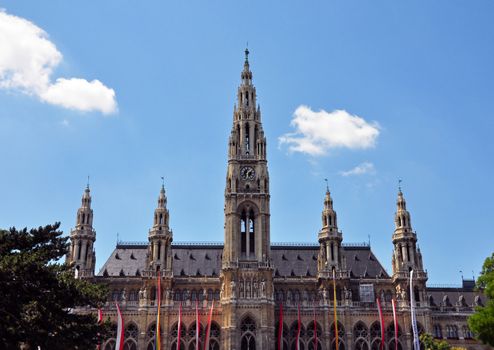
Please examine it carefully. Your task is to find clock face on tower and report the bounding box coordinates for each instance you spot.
[240,166,256,181]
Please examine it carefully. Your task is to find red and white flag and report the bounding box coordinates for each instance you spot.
[392,298,398,350]
[277,303,284,350]
[376,298,385,350]
[115,302,124,350]
[203,300,214,350]
[195,300,201,350]
[177,302,182,350]
[96,308,103,350]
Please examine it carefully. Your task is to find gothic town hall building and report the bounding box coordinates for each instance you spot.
[68,51,488,350]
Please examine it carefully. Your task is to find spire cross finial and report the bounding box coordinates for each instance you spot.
[398,178,402,192]
[161,176,165,189]
[324,178,329,192]
[245,46,249,63]
[86,175,90,189]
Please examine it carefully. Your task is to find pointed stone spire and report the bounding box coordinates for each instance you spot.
[148,182,173,272]
[241,47,252,85]
[67,184,96,278]
[391,187,427,294]
[318,183,345,276]
[394,188,412,232]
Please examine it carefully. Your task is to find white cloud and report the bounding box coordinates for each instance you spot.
[339,162,376,176]
[0,9,117,114]
[279,105,380,156]
[41,78,116,114]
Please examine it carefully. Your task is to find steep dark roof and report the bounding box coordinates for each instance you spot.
[97,242,389,279]
[426,280,487,308]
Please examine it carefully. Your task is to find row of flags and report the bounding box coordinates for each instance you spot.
[102,270,421,350]
[276,269,420,350]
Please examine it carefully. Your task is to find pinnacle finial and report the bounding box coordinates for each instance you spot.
[398,178,402,193]
[245,46,249,63]
[86,175,90,190]
[324,178,329,192]
[161,176,165,190]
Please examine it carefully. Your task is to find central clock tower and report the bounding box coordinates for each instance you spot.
[221,49,274,350]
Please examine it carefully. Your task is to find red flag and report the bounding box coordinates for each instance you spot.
[296,304,301,350]
[313,305,318,350]
[277,303,284,350]
[177,302,182,350]
[195,299,201,350]
[204,300,214,350]
[156,275,161,350]
[376,298,385,350]
[115,302,124,350]
[392,298,398,350]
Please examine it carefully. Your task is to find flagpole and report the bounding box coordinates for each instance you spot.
[115,302,124,350]
[410,270,420,350]
[278,302,284,350]
[376,298,385,350]
[177,302,182,350]
[333,269,339,350]
[392,299,398,350]
[296,303,301,350]
[196,299,200,350]
[204,300,214,350]
[156,274,161,350]
[313,304,318,350]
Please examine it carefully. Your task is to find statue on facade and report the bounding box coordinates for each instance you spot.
[220,283,225,299]
[260,280,266,297]
[230,280,236,298]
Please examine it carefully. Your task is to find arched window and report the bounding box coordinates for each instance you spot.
[124,323,138,350]
[353,322,369,350]
[170,321,186,350]
[187,321,204,349]
[386,323,403,350]
[369,322,382,350]
[275,321,289,350]
[306,322,323,350]
[103,323,118,350]
[240,207,256,258]
[433,324,442,339]
[240,316,256,350]
[462,325,473,339]
[289,321,306,350]
[146,322,160,350]
[208,322,221,350]
[353,321,369,339]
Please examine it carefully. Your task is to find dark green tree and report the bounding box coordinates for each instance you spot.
[0,223,109,349]
[420,333,451,350]
[468,252,494,346]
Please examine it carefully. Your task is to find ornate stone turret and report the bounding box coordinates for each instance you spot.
[317,185,348,282]
[221,49,274,350]
[68,184,96,278]
[317,186,345,274]
[147,184,173,273]
[223,48,270,264]
[391,187,427,303]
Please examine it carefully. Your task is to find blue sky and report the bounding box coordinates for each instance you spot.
[1,1,493,285]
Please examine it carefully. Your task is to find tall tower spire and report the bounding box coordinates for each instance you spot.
[391,187,427,304]
[67,184,96,278]
[317,186,346,277]
[147,183,173,272]
[221,50,274,349]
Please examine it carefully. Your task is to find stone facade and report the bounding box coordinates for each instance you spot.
[68,50,490,350]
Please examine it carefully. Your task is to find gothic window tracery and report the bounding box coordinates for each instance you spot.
[328,321,346,350]
[240,316,256,350]
[123,323,138,350]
